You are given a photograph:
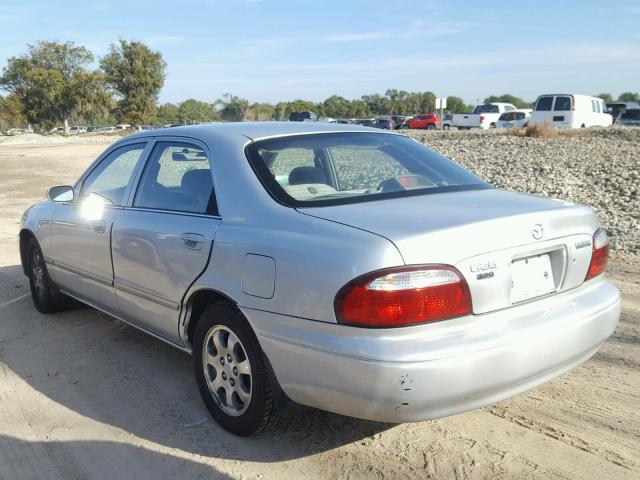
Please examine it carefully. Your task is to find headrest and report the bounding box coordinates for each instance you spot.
[289,166,327,185]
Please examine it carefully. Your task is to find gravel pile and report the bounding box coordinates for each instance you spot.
[405,128,639,257]
[0,133,119,145]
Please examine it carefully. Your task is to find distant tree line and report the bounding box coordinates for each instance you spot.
[0,40,638,131]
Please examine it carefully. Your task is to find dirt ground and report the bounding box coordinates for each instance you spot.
[0,141,638,480]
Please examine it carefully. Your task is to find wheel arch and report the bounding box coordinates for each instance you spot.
[19,228,37,275]
[182,287,239,349]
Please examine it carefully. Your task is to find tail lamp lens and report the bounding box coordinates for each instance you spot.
[335,266,472,328]
[585,228,609,281]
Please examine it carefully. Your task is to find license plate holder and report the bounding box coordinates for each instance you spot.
[510,253,556,304]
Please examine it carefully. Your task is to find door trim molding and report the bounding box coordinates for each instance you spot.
[115,280,180,310]
[53,259,114,287]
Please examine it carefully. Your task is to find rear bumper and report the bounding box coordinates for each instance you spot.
[243,278,620,423]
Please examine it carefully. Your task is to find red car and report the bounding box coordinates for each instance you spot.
[407,114,440,130]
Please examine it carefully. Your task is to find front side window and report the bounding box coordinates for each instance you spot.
[134,142,215,215]
[246,133,489,207]
[81,143,146,205]
[535,96,553,111]
[554,96,572,111]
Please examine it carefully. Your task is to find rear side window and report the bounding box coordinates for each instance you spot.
[554,96,572,111]
[474,105,499,113]
[81,143,146,206]
[134,142,216,215]
[535,97,553,111]
[515,112,525,120]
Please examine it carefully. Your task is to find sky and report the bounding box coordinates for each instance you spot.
[0,0,639,105]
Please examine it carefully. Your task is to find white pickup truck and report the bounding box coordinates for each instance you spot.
[452,103,517,129]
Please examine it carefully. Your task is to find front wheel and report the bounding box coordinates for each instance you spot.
[443,124,450,130]
[193,302,280,436]
[27,239,69,313]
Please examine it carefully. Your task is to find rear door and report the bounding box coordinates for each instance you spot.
[111,139,220,343]
[552,95,572,127]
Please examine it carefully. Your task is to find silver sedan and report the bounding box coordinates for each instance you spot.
[19,122,620,435]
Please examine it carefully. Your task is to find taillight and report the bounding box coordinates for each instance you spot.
[335,265,472,328]
[480,115,485,122]
[585,229,609,281]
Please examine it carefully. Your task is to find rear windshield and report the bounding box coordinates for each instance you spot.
[622,109,640,120]
[554,96,572,111]
[246,133,490,207]
[535,96,554,111]
[473,105,499,113]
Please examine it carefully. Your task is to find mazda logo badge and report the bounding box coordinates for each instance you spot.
[531,224,544,240]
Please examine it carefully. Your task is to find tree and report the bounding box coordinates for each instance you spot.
[178,99,218,124]
[216,93,250,121]
[618,92,640,103]
[594,93,614,103]
[100,39,166,124]
[323,95,351,118]
[0,41,107,132]
[483,94,531,109]
[155,103,180,125]
[445,96,471,113]
[0,94,26,129]
[246,102,275,121]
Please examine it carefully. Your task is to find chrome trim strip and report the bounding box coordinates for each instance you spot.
[59,289,190,353]
[121,206,221,220]
[53,260,114,287]
[115,280,180,310]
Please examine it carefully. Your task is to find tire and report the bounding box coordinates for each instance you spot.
[489,122,496,129]
[27,239,69,313]
[443,124,450,130]
[193,302,280,436]
[427,124,436,130]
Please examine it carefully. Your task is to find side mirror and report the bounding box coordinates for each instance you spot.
[47,185,74,202]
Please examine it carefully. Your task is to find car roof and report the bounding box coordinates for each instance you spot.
[124,121,387,142]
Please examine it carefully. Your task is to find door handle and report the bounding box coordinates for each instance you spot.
[181,233,205,250]
[92,220,106,233]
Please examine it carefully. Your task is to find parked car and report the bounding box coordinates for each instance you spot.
[114,124,131,130]
[400,116,413,128]
[496,109,532,129]
[289,111,317,122]
[606,102,640,124]
[617,109,640,127]
[530,94,612,128]
[406,114,440,130]
[69,126,87,134]
[20,123,620,436]
[369,118,394,129]
[390,115,406,129]
[97,126,116,132]
[452,103,517,130]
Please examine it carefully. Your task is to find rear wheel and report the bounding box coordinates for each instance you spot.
[27,239,69,313]
[443,124,450,130]
[489,122,496,128]
[193,302,280,436]
[427,124,436,130]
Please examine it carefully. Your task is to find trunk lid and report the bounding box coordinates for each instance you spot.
[298,189,598,314]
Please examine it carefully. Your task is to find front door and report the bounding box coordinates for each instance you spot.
[49,142,148,313]
[112,141,220,343]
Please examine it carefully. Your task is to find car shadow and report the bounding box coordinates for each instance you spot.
[0,264,392,465]
[0,435,232,480]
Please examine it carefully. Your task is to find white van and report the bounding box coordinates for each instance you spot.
[531,94,612,128]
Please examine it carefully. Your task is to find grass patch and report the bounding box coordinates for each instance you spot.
[508,122,558,138]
